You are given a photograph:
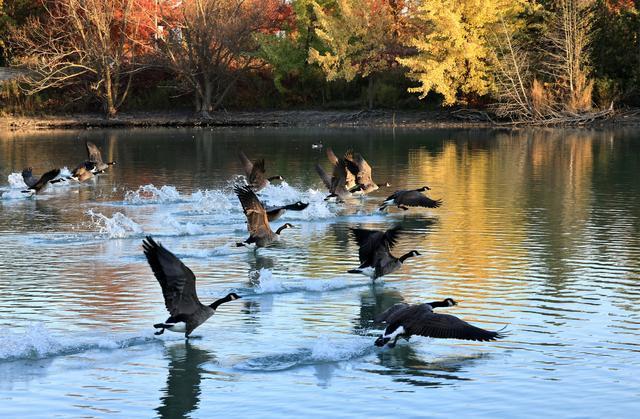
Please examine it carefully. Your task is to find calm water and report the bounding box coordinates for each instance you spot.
[0,127,639,417]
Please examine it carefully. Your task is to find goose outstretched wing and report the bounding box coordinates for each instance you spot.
[351,226,401,266]
[143,236,201,316]
[399,190,442,208]
[315,164,332,190]
[234,185,272,237]
[86,141,104,164]
[30,168,61,193]
[352,153,373,186]
[238,151,254,176]
[395,304,503,342]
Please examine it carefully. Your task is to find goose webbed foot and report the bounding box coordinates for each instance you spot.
[399,205,409,211]
[154,328,165,336]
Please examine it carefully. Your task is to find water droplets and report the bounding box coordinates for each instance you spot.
[85,209,143,239]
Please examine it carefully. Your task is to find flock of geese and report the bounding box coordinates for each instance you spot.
[17,142,506,349]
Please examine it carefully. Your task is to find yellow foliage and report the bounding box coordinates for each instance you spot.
[398,0,525,105]
[309,0,397,81]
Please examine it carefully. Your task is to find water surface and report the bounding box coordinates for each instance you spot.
[1,127,639,417]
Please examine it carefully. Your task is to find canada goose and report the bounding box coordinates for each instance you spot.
[86,141,116,172]
[379,186,442,211]
[234,185,294,247]
[238,150,283,191]
[346,152,390,194]
[347,226,420,279]
[21,167,61,194]
[315,158,362,201]
[326,148,357,190]
[265,201,309,222]
[69,161,97,182]
[143,236,241,338]
[374,299,506,348]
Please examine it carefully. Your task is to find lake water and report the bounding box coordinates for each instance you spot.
[0,127,639,418]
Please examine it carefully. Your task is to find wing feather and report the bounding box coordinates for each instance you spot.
[86,141,103,164]
[400,191,442,208]
[315,164,332,189]
[234,185,272,237]
[326,147,339,165]
[375,303,409,323]
[352,153,373,186]
[406,307,503,342]
[351,226,401,266]
[249,159,267,188]
[142,236,201,316]
[238,151,253,176]
[30,168,61,193]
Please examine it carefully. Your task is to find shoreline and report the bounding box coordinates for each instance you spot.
[1,109,638,131]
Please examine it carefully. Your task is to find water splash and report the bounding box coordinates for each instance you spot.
[234,335,373,371]
[7,172,27,189]
[164,216,205,236]
[250,268,357,295]
[0,323,167,362]
[119,183,337,223]
[124,184,182,204]
[86,209,143,238]
[190,189,238,214]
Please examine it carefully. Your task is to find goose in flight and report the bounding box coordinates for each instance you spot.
[315,158,362,201]
[348,226,420,279]
[375,299,506,348]
[86,141,116,173]
[234,185,294,247]
[379,186,442,211]
[143,236,240,338]
[21,167,61,195]
[238,151,283,191]
[326,148,357,191]
[347,152,389,194]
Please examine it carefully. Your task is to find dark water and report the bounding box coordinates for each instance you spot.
[0,127,639,417]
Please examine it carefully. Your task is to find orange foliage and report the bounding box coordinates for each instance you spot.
[604,0,636,13]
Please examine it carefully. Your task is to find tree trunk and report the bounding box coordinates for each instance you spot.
[103,69,117,119]
[367,75,375,110]
[196,77,213,118]
[212,77,238,111]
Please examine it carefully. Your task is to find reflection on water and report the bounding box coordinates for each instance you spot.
[156,343,215,419]
[1,127,639,417]
[374,348,488,387]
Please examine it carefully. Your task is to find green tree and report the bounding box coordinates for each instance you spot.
[258,0,331,103]
[398,0,524,106]
[591,0,640,105]
[308,0,405,109]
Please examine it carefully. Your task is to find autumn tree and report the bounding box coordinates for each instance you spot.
[493,0,602,122]
[10,0,152,117]
[398,0,524,106]
[544,0,595,113]
[157,0,286,117]
[309,0,409,109]
[258,0,324,101]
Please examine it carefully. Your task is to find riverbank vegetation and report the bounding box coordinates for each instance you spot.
[0,0,639,125]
